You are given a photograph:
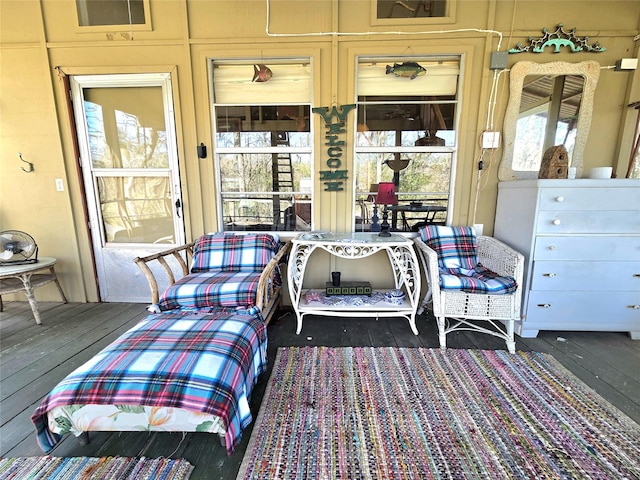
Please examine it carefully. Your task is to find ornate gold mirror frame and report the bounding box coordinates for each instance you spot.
[498,61,600,181]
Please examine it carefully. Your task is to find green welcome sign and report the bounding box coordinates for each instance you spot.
[312,104,355,191]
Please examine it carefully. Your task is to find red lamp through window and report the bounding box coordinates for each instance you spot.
[375,182,397,237]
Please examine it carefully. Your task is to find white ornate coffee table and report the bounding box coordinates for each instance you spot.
[288,232,421,335]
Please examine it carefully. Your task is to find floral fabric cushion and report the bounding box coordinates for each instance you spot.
[191,233,280,273]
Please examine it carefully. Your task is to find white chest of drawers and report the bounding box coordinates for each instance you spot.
[494,179,640,339]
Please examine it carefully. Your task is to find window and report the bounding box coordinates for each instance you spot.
[376,0,448,18]
[371,0,456,25]
[354,57,460,231]
[211,60,313,232]
[76,0,146,27]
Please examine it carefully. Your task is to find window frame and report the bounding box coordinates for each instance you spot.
[209,58,314,233]
[370,0,457,26]
[75,0,152,33]
[353,55,463,232]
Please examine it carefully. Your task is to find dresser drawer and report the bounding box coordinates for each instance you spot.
[525,291,640,328]
[533,235,640,261]
[539,187,640,211]
[536,210,640,234]
[531,261,640,291]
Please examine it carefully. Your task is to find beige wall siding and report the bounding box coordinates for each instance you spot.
[0,45,88,301]
[1,0,638,302]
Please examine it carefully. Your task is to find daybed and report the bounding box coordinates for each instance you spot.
[32,232,290,455]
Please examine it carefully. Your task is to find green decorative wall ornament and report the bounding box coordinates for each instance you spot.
[509,24,606,54]
[313,104,356,192]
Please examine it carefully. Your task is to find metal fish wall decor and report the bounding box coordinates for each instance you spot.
[385,62,426,80]
[252,64,273,82]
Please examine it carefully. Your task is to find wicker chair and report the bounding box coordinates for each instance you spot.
[413,227,524,353]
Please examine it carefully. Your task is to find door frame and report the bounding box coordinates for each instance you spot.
[70,72,185,301]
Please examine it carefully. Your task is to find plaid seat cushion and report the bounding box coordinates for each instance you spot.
[419,225,478,271]
[439,264,517,294]
[158,271,262,311]
[191,233,280,273]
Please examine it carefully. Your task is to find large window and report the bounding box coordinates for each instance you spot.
[354,56,460,232]
[211,60,313,232]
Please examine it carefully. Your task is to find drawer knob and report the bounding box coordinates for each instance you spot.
[547,245,557,251]
[537,304,551,309]
[542,273,556,278]
[552,219,561,225]
[555,196,564,202]
[628,305,640,310]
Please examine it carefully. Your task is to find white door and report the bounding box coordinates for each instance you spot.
[71,73,185,302]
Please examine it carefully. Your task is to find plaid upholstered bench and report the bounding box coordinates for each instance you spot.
[134,233,291,325]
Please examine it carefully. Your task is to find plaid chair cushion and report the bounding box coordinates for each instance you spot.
[158,271,262,310]
[439,264,518,295]
[191,233,280,273]
[419,225,478,271]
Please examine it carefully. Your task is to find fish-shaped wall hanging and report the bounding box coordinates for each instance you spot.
[252,64,273,82]
[385,62,426,80]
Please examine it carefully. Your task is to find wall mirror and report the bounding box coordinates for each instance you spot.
[498,61,600,180]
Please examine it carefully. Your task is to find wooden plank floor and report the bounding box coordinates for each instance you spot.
[1,302,639,479]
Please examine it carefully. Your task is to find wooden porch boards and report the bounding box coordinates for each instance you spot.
[1,302,639,480]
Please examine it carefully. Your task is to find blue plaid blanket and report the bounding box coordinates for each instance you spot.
[31,310,268,455]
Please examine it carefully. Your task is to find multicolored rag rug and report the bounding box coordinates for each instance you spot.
[0,455,194,479]
[237,347,640,479]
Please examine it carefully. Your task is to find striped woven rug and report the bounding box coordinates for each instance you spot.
[238,347,640,479]
[0,455,193,479]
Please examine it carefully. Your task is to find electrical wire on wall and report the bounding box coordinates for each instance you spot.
[471,0,519,225]
[264,0,504,50]
[472,64,509,225]
[264,0,509,227]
